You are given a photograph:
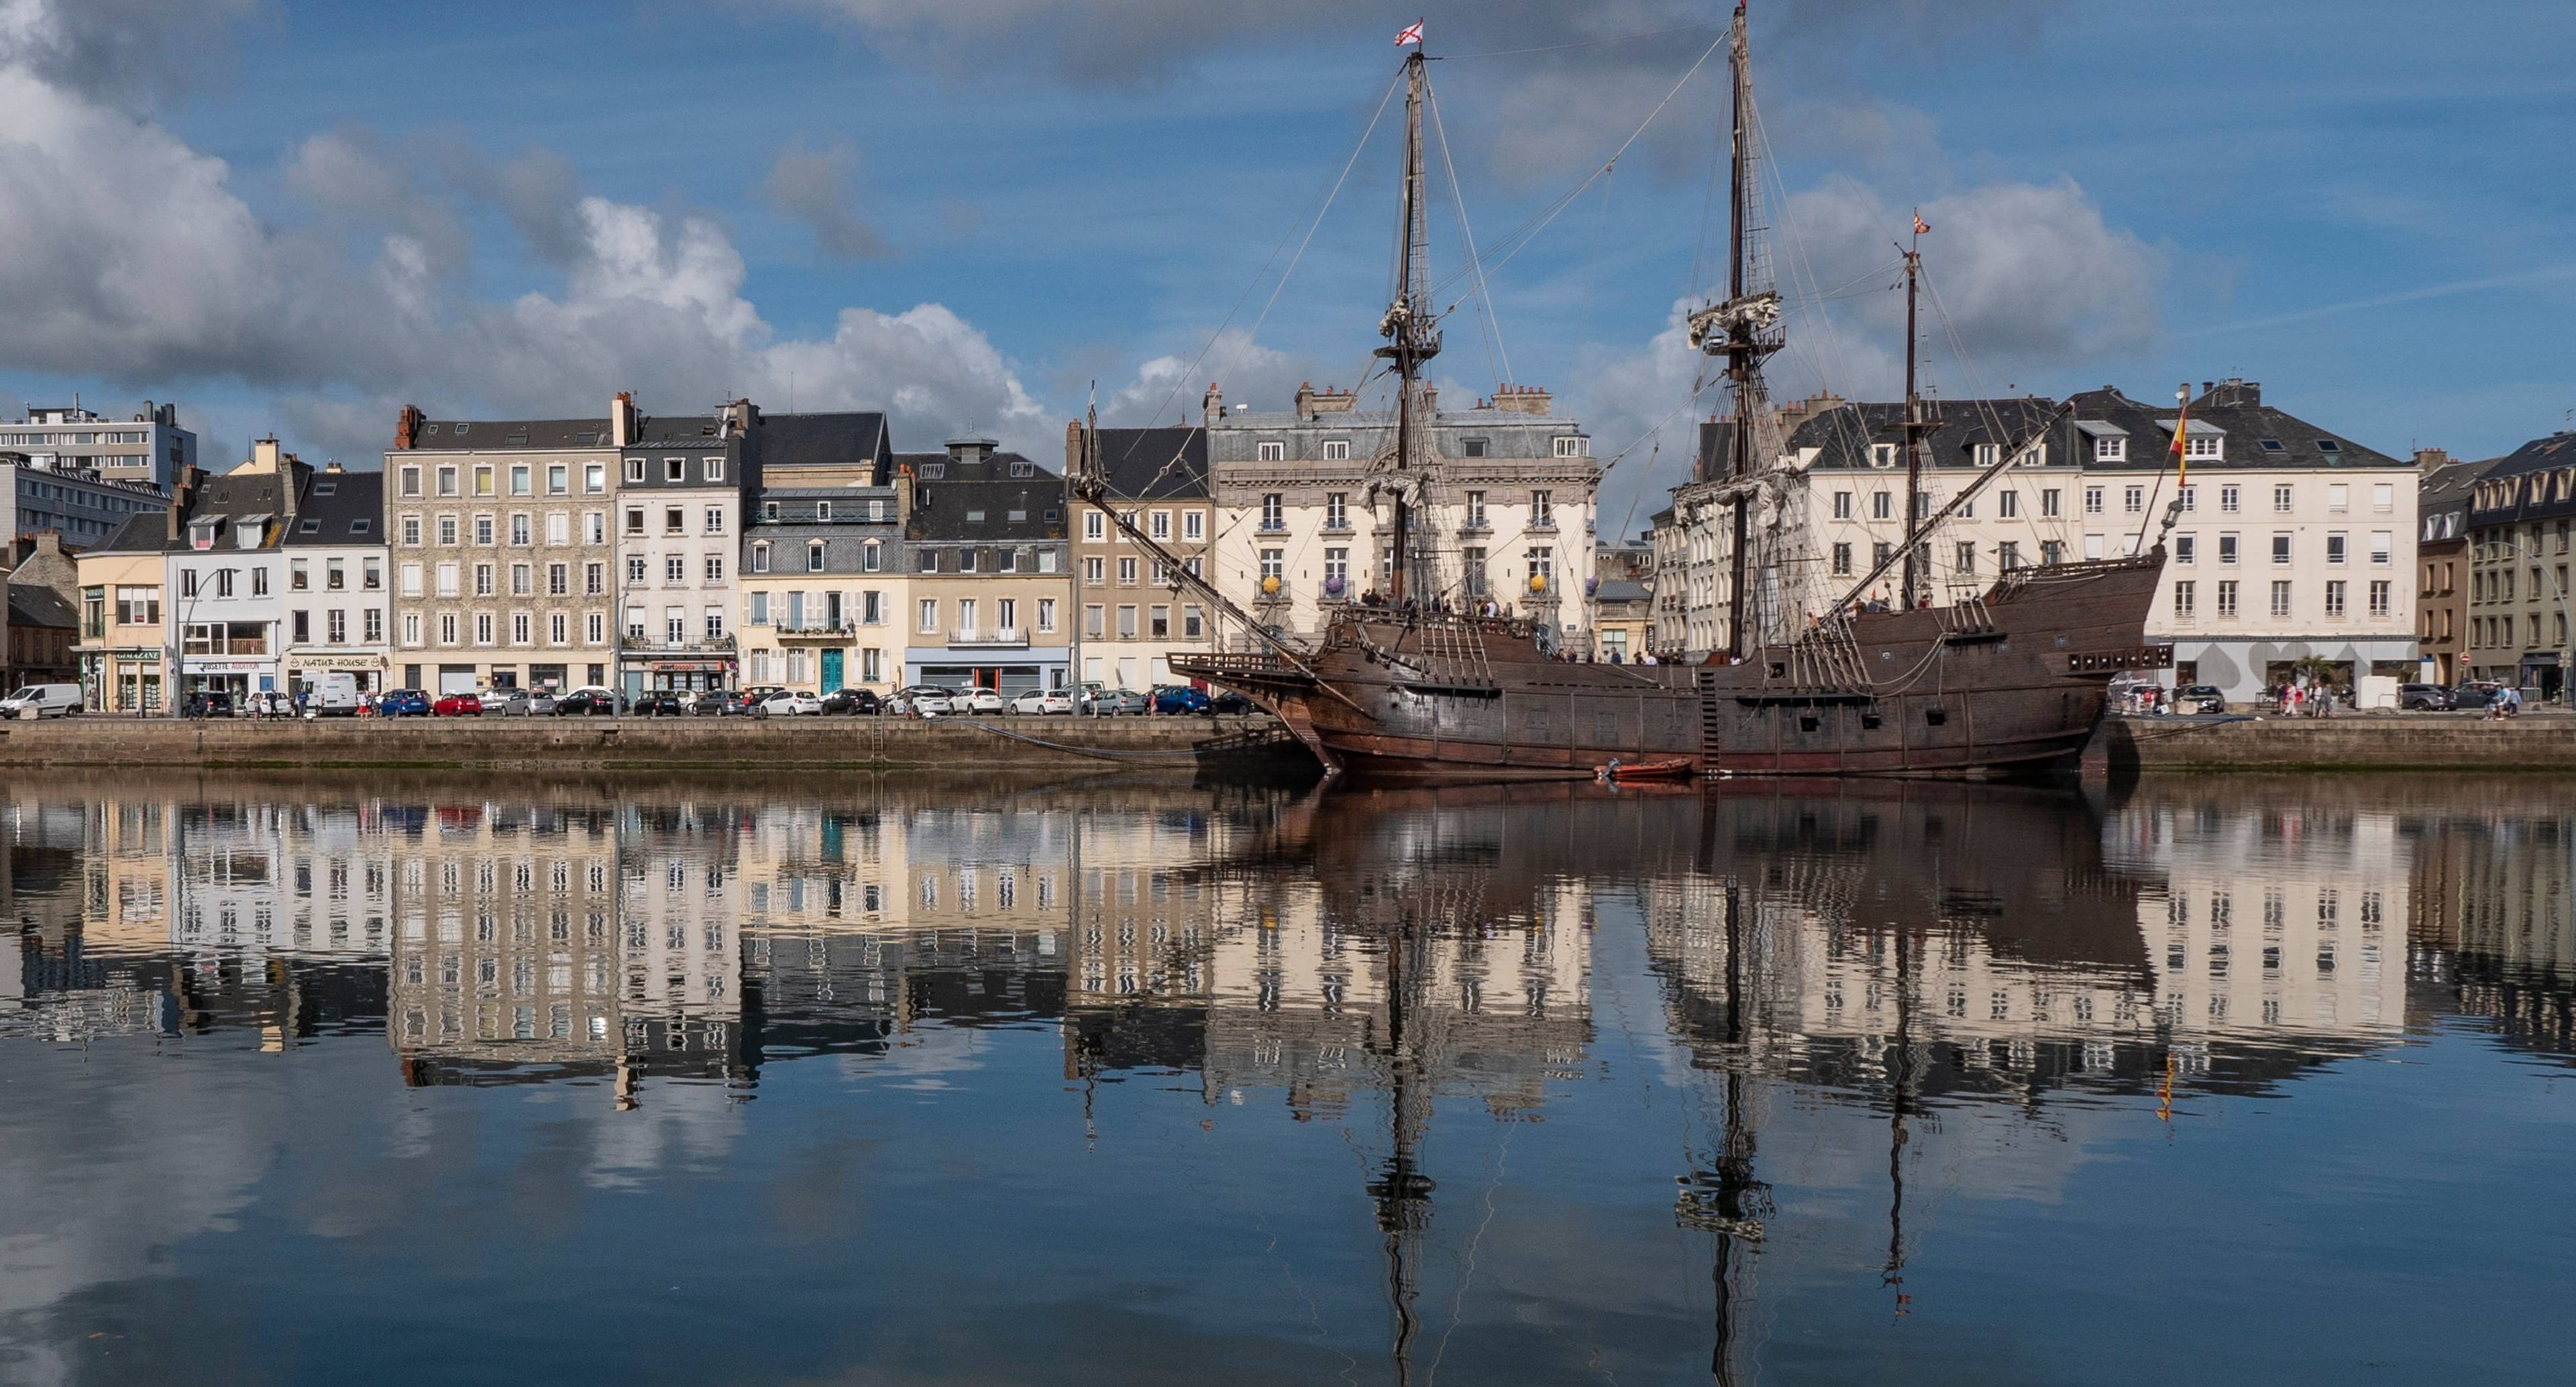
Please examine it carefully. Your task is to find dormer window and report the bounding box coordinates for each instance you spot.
[919,463,945,480]
[2093,436,2127,462]
[663,457,684,483]
[1462,438,1489,458]
[1870,443,1896,469]
[2186,434,2222,461]
[1553,435,1591,457]
[1257,441,1285,461]
[816,501,832,522]
[189,520,219,551]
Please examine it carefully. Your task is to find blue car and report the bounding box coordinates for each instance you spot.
[377,688,433,716]
[1148,685,1211,716]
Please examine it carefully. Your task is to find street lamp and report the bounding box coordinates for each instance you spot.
[170,563,241,717]
[2485,535,2575,706]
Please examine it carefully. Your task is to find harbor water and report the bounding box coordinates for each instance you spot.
[2,771,2569,1385]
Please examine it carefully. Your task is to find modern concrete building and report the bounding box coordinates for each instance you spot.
[1204,381,1597,649]
[1068,423,1214,691]
[902,438,1071,695]
[2075,381,2420,702]
[0,400,193,489]
[2461,429,2576,696]
[386,402,621,696]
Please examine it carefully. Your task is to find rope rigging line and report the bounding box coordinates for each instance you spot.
[1424,80,1513,392]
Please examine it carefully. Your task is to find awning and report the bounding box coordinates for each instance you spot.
[2155,418,2224,436]
[2072,420,2126,438]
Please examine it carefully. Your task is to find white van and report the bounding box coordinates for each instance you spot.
[304,672,362,716]
[0,683,82,718]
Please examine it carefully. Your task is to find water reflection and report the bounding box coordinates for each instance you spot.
[3,771,2573,1384]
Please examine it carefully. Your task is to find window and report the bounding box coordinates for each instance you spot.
[547,464,568,495]
[704,456,725,483]
[2084,487,2104,515]
[663,457,684,483]
[290,559,310,592]
[1324,547,1348,592]
[665,555,685,585]
[2041,489,2062,518]
[586,463,606,493]
[625,508,644,537]
[2218,485,2241,514]
[2041,540,2064,565]
[2217,579,2239,618]
[918,599,938,633]
[807,541,825,573]
[1183,510,1205,541]
[2326,533,2347,565]
[1118,556,1137,585]
[2218,533,2239,565]
[474,516,494,546]
[546,513,570,545]
[2174,534,2196,565]
[2373,483,2394,512]
[2124,486,2145,515]
[439,613,459,645]
[436,562,460,598]
[2328,483,2349,513]
[2186,433,2222,461]
[2271,533,2292,565]
[509,464,531,496]
[586,512,606,545]
[474,467,494,496]
[704,606,724,640]
[1553,435,1589,457]
[437,466,458,497]
[291,610,310,644]
[2271,580,2293,618]
[402,613,421,646]
[511,611,532,645]
[1529,545,1554,586]
[1462,438,1489,457]
[1531,489,1554,526]
[1116,604,1137,639]
[1083,510,1106,541]
[1833,490,1854,520]
[1259,549,1284,584]
[1325,493,1349,530]
[401,515,422,546]
[2094,435,2127,462]
[1083,555,1104,585]
[1463,547,1487,596]
[1323,439,1351,460]
[1870,443,1896,469]
[749,592,769,626]
[2273,484,2294,513]
[705,507,724,535]
[511,563,532,596]
[1256,440,1285,461]
[2369,579,2392,618]
[663,508,683,535]
[2325,579,2347,618]
[476,612,496,645]
[585,562,604,596]
[548,563,568,596]
[625,457,645,484]
[1085,604,1106,638]
[750,543,771,575]
[1036,598,1057,633]
[2174,581,2195,618]
[1998,490,2019,519]
[1466,490,1489,528]
[706,554,724,584]
[1831,542,1852,575]
[959,549,977,573]
[1260,494,1284,531]
[400,465,422,498]
[1999,541,2021,571]
[818,502,833,522]
[863,541,880,572]
[366,609,384,643]
[1955,541,1976,575]
[510,513,531,545]
[2370,531,2391,565]
[1872,490,1894,520]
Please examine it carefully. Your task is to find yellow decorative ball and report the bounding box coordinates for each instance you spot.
[1529,573,1548,594]
[1260,575,1282,595]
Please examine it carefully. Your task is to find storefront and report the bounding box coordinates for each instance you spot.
[284,652,386,695]
[82,647,166,713]
[181,655,282,701]
[623,657,736,698]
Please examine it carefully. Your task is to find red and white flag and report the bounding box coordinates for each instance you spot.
[1395,19,1424,46]
[1913,211,1931,235]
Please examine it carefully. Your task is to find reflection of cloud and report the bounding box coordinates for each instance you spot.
[585,1079,751,1192]
[829,1021,1002,1089]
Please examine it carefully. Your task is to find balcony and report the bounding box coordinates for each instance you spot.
[769,620,856,641]
[618,633,735,654]
[951,626,1026,649]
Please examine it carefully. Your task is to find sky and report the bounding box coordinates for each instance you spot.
[1,0,2571,537]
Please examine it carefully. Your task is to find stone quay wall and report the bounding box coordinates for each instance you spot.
[2091,714,2576,774]
[0,714,1300,775]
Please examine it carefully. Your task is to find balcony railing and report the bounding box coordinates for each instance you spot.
[951,626,1026,648]
[618,633,736,653]
[768,620,856,639]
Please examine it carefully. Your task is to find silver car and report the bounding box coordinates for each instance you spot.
[490,690,557,717]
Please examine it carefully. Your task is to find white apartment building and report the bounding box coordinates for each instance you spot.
[0,400,193,490]
[386,402,622,696]
[1205,382,1597,647]
[2070,382,2418,702]
[616,401,751,696]
[279,469,392,695]
[166,440,310,702]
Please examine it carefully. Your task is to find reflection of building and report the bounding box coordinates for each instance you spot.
[2406,791,2576,1060]
[616,803,747,1077]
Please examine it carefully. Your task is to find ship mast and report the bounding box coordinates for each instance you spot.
[1375,45,1442,606]
[1899,236,1933,611]
[1688,3,1783,658]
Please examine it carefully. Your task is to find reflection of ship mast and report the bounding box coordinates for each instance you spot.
[1366,895,1435,1386]
[1676,875,1770,1386]
[1885,925,1915,1317]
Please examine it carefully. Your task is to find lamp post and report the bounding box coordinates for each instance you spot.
[2487,535,2575,706]
[169,563,241,716]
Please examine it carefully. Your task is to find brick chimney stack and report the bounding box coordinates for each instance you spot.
[611,391,637,448]
[394,403,423,450]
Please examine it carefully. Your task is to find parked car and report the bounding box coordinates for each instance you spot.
[490,689,557,716]
[2398,683,2454,712]
[892,685,955,716]
[1209,690,1255,716]
[1089,688,1150,716]
[1148,685,1211,716]
[631,690,688,717]
[754,689,823,717]
[2451,681,2506,710]
[689,689,738,716]
[377,688,432,717]
[184,689,238,719]
[553,687,619,716]
[0,683,82,718]
[732,685,788,716]
[821,687,883,716]
[431,692,484,717]
[1012,688,1075,715]
[957,688,1007,714]
[2173,683,2226,714]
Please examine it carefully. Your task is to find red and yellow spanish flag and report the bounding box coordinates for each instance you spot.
[2170,397,2190,489]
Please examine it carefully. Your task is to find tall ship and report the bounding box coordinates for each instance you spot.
[1098,9,2168,784]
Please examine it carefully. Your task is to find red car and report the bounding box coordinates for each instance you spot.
[432,693,484,716]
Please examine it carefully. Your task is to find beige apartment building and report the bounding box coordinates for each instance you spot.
[1205,382,1597,649]
[385,401,622,696]
[74,520,172,712]
[1067,423,1215,691]
[2461,429,2576,696]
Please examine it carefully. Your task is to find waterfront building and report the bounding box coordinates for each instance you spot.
[385,401,621,697]
[166,439,313,702]
[279,469,391,696]
[1646,506,1688,656]
[1203,382,1597,647]
[2460,429,2576,695]
[615,402,751,698]
[74,517,170,711]
[902,438,1072,694]
[740,482,908,694]
[2075,381,2419,702]
[0,401,193,492]
[1067,423,1216,691]
[736,410,904,696]
[2414,449,2490,687]
[7,533,83,685]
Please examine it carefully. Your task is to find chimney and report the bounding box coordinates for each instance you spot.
[1063,419,1085,478]
[1492,384,1552,417]
[1202,382,1224,429]
[611,391,637,448]
[2414,447,2453,471]
[721,397,758,438]
[1294,382,1316,419]
[944,435,998,466]
[394,403,424,450]
[1423,383,1440,414]
[34,531,62,559]
[164,467,201,543]
[243,435,284,474]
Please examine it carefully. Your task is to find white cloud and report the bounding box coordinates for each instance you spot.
[1107,328,1313,426]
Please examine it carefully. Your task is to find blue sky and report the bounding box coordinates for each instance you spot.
[1,0,2570,533]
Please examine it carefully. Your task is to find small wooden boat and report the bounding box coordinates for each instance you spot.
[1597,757,1697,783]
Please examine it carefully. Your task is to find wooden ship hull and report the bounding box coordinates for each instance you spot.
[1173,549,2168,785]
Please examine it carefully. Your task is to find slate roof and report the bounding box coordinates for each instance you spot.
[94,512,168,555]
[409,419,610,449]
[1091,427,1209,500]
[906,453,1068,543]
[1593,579,1652,602]
[7,583,78,630]
[166,468,303,551]
[1783,398,2075,472]
[2464,431,2576,526]
[2064,382,2398,472]
[284,471,384,547]
[759,412,892,475]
